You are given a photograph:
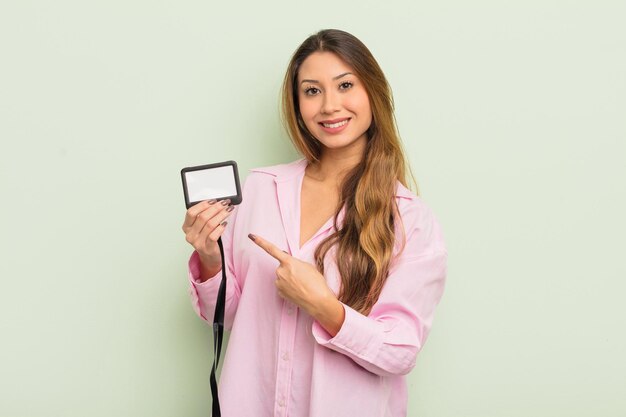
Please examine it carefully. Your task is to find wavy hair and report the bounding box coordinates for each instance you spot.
[281,29,417,315]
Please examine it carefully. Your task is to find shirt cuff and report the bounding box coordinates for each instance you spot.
[311,303,383,361]
[189,251,222,284]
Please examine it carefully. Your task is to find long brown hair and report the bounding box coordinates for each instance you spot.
[281,29,417,315]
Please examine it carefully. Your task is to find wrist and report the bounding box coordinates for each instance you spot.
[197,252,222,282]
[310,295,345,337]
[198,249,221,268]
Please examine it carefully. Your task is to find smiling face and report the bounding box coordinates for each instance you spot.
[297,52,372,156]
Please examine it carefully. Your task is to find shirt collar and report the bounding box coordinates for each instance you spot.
[249,158,308,182]
[250,158,415,200]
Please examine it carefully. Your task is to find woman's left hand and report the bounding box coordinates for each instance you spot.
[247,233,338,317]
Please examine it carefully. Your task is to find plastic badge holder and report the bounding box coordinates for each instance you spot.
[181,160,242,209]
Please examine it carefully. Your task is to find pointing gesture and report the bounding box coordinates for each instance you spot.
[248,233,292,264]
[248,233,345,336]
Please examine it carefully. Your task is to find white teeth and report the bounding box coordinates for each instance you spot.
[322,119,348,128]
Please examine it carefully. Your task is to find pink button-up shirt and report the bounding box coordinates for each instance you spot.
[188,158,447,417]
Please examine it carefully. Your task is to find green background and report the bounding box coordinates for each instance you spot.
[1,1,625,416]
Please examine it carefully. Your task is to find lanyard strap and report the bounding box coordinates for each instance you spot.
[210,237,227,417]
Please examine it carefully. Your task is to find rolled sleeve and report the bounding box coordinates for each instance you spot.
[312,250,447,376]
[311,200,448,377]
[312,303,391,369]
[188,251,225,322]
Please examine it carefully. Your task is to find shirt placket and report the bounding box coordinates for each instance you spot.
[274,299,298,417]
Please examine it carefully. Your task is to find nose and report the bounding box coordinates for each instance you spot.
[321,90,340,114]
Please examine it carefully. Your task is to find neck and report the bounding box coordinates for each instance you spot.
[307,151,364,185]
[306,135,366,184]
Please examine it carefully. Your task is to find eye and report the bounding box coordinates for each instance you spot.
[339,81,354,90]
[304,86,321,96]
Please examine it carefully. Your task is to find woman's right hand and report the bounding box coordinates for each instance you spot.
[182,199,235,278]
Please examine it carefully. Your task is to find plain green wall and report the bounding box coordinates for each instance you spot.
[1,1,625,416]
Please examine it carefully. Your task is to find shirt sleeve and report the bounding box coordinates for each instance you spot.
[187,202,242,331]
[311,200,448,377]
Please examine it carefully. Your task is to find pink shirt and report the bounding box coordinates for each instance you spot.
[188,158,447,417]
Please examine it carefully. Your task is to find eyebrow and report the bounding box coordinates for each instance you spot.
[300,72,353,85]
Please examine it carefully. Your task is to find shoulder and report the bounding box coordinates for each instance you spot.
[238,158,306,190]
[393,183,447,257]
[248,158,307,181]
[393,181,426,223]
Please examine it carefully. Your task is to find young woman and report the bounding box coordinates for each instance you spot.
[182,29,447,417]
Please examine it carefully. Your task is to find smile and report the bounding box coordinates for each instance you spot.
[321,119,349,128]
[318,118,351,134]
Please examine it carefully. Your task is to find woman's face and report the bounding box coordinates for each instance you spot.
[297,52,372,154]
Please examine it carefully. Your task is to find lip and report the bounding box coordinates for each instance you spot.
[319,117,350,124]
[318,117,351,134]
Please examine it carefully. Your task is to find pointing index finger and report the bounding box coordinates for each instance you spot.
[248,234,290,262]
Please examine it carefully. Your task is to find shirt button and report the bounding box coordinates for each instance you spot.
[282,352,290,361]
[278,398,285,407]
[287,306,294,315]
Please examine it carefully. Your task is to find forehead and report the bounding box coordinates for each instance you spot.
[298,52,355,81]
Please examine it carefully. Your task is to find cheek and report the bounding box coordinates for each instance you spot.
[298,99,319,130]
[298,95,315,115]
[298,96,316,119]
[345,90,371,114]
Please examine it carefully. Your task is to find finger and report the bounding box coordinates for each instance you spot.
[189,205,231,251]
[183,199,218,229]
[185,199,231,234]
[206,219,229,243]
[191,202,231,240]
[196,215,226,247]
[205,205,235,243]
[207,216,228,242]
[248,234,290,263]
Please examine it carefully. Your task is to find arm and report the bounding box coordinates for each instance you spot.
[311,202,448,377]
[187,203,243,330]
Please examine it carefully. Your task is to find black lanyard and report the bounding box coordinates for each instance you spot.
[210,237,227,417]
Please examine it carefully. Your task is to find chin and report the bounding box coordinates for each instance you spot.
[317,133,366,150]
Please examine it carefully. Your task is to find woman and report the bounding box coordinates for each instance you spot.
[182,29,447,417]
